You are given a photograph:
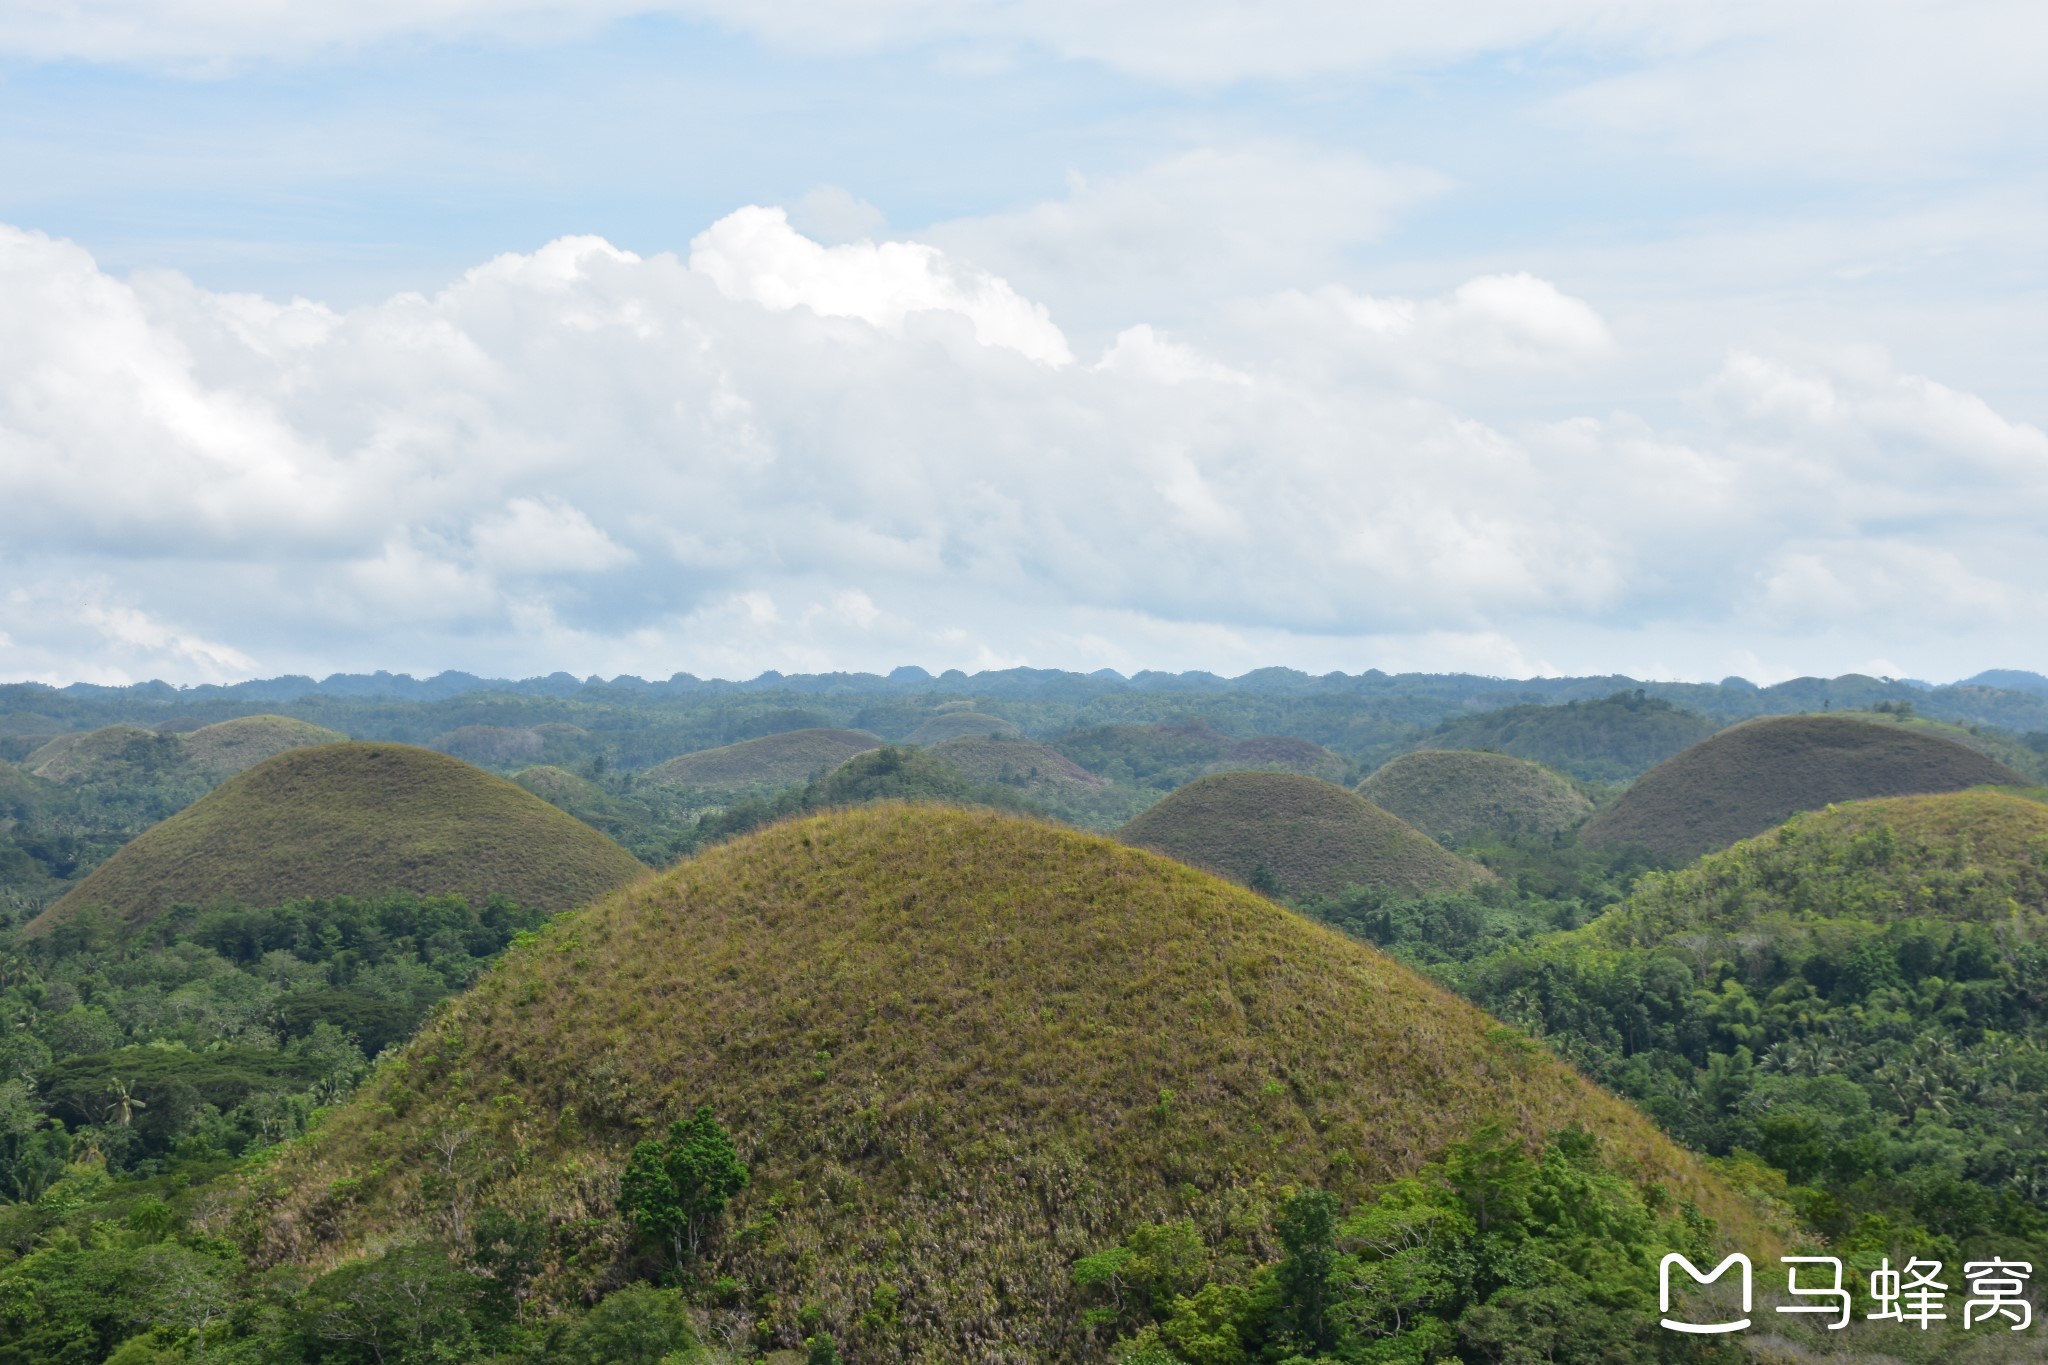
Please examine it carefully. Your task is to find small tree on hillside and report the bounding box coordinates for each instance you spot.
[620,1104,750,1268]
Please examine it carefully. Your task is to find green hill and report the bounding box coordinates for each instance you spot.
[642,727,881,791]
[180,714,349,781]
[23,724,180,783]
[1417,691,1719,783]
[1357,750,1593,845]
[246,805,1758,1360]
[1206,735,1348,782]
[1580,712,2026,862]
[26,743,645,936]
[1119,771,1491,898]
[905,710,1022,744]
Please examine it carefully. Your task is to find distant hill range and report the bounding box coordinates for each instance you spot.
[27,743,644,936]
[1581,713,2027,863]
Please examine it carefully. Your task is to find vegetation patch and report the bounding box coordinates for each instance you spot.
[641,728,882,793]
[1581,712,2026,862]
[1357,750,1593,846]
[26,744,645,936]
[179,716,348,782]
[1416,691,1719,783]
[904,711,1022,744]
[1120,771,1491,899]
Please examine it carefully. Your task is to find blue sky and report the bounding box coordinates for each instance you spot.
[2,2,2045,685]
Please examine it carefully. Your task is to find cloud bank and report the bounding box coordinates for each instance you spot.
[3,204,2045,686]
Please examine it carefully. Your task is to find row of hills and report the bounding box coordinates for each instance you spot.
[1,670,2045,1361]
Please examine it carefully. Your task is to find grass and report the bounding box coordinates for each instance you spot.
[23,724,171,782]
[1119,771,1492,898]
[1584,787,2048,947]
[922,736,1151,828]
[642,728,882,792]
[241,804,1768,1361]
[26,743,646,935]
[905,711,1022,744]
[1357,750,1593,846]
[1415,692,1719,783]
[180,715,348,781]
[1204,735,1348,782]
[1580,712,2027,863]
[23,715,344,786]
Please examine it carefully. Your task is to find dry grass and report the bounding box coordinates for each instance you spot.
[1357,750,1592,845]
[906,712,1023,745]
[643,729,882,792]
[27,743,646,934]
[1581,713,2026,863]
[23,724,166,781]
[181,715,348,781]
[1120,771,1491,898]
[243,805,1769,1363]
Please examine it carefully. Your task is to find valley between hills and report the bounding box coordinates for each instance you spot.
[0,666,2044,1363]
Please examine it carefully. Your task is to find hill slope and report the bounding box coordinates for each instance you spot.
[1118,771,1490,898]
[246,805,1756,1360]
[23,724,179,783]
[905,710,1022,744]
[1358,750,1593,845]
[180,714,348,780]
[1418,692,1718,783]
[28,743,645,934]
[642,728,881,791]
[1580,713,2025,862]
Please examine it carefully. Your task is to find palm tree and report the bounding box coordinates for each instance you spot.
[108,1077,148,1126]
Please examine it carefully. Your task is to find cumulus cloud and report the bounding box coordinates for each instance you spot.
[2,212,2047,683]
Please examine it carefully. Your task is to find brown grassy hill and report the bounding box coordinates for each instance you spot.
[905,711,1023,744]
[27,743,645,935]
[643,728,881,791]
[24,724,173,782]
[927,735,1105,795]
[1581,713,2026,863]
[1206,736,1348,782]
[1118,771,1490,898]
[1357,750,1593,845]
[244,805,1762,1361]
[181,715,348,781]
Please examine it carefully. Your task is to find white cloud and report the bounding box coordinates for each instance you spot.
[4,216,2048,684]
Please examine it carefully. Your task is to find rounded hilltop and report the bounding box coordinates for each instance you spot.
[27,742,644,935]
[1358,750,1593,845]
[1119,770,1490,898]
[642,728,881,791]
[247,804,1757,1361]
[1581,712,2026,863]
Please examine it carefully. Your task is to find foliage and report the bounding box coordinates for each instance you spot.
[1415,692,1719,784]
[641,728,882,793]
[621,1105,750,1267]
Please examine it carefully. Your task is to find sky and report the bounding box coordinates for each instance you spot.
[2,2,2046,687]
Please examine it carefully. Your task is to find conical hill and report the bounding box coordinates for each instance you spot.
[643,728,882,791]
[1581,713,2025,863]
[1358,750,1592,845]
[26,743,645,935]
[246,805,1758,1360]
[180,714,348,780]
[1119,770,1489,898]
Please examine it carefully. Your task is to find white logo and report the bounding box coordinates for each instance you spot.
[1660,1253,1752,1334]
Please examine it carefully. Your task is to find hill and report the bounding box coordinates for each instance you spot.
[1118,771,1491,898]
[1580,712,2026,862]
[246,805,1758,1360]
[1205,735,1348,781]
[905,710,1023,744]
[180,714,348,780]
[22,723,181,783]
[1417,691,1719,783]
[1357,750,1593,845]
[642,727,881,791]
[26,743,645,935]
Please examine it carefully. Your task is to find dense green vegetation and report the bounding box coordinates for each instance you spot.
[30,744,645,937]
[1121,772,1491,899]
[1454,791,2048,1288]
[1413,692,1720,784]
[1581,712,2026,861]
[1356,751,1594,846]
[248,806,1756,1361]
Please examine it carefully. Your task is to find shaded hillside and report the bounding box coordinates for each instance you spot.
[642,727,881,791]
[1358,750,1593,845]
[181,714,348,781]
[1580,713,2025,862]
[1458,790,2048,1275]
[23,724,183,783]
[246,805,1759,1361]
[1418,691,1719,783]
[27,744,645,935]
[1119,771,1490,898]
[905,710,1022,744]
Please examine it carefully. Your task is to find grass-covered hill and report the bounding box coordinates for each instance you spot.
[179,714,349,780]
[904,710,1023,744]
[22,724,179,782]
[642,727,881,792]
[245,805,1758,1360]
[1580,712,2026,862]
[1357,750,1593,846]
[1417,691,1720,783]
[1457,789,2048,1274]
[25,743,645,935]
[1203,735,1348,782]
[1118,771,1491,898]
